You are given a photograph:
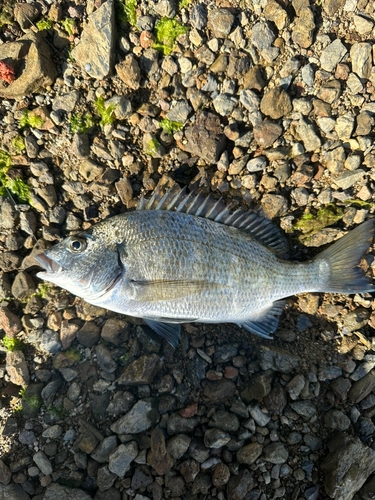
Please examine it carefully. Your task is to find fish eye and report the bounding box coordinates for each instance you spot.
[69,237,87,253]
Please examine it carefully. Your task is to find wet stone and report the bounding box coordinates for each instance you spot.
[203,379,236,402]
[33,451,52,476]
[241,370,274,402]
[166,434,191,460]
[167,413,200,435]
[204,428,230,448]
[236,443,263,465]
[213,462,230,487]
[95,344,117,373]
[148,427,173,475]
[118,354,161,386]
[324,409,351,431]
[263,442,289,464]
[227,469,254,500]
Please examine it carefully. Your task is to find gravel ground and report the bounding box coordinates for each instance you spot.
[1,0,375,499]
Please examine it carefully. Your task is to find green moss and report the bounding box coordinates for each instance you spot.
[179,0,191,8]
[293,204,344,238]
[116,0,137,27]
[19,388,43,410]
[47,405,68,419]
[70,112,95,134]
[65,348,80,362]
[160,118,183,135]
[37,18,53,30]
[153,18,189,55]
[94,97,117,127]
[1,336,23,352]
[29,283,51,301]
[0,149,32,204]
[61,18,76,36]
[0,5,14,27]
[19,110,45,129]
[145,137,162,157]
[12,136,25,154]
[344,199,375,210]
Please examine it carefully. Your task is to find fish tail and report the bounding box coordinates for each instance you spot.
[312,219,375,294]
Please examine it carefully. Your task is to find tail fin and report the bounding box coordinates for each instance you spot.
[314,219,375,294]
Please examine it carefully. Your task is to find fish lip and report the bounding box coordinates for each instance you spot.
[35,252,64,274]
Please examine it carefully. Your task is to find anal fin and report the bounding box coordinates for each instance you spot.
[144,319,181,348]
[240,300,285,339]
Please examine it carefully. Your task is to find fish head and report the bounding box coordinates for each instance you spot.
[35,228,123,300]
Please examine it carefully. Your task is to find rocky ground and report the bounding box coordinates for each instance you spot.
[1,0,375,499]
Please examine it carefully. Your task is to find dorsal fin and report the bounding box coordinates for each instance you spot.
[137,184,289,256]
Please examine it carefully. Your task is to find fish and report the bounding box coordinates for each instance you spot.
[35,183,375,347]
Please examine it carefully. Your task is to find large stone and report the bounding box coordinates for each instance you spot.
[110,399,159,434]
[258,345,300,374]
[72,0,116,79]
[0,484,30,500]
[321,432,375,500]
[6,351,29,386]
[236,443,263,465]
[0,306,22,337]
[260,87,292,119]
[253,121,283,149]
[0,32,56,99]
[207,9,234,38]
[108,442,138,477]
[43,482,91,500]
[203,379,236,403]
[118,354,162,386]
[148,428,173,475]
[292,7,315,48]
[323,0,345,15]
[296,118,321,152]
[351,43,372,80]
[348,369,375,403]
[227,469,254,500]
[333,169,365,190]
[320,39,347,72]
[261,194,289,219]
[182,111,226,164]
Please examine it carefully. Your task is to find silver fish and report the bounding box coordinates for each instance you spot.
[35,184,375,347]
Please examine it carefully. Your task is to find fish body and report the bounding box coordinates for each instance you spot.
[35,184,375,346]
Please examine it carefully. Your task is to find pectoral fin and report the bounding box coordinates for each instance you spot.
[131,280,226,302]
[240,300,285,339]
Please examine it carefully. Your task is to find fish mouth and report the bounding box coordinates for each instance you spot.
[35,252,64,276]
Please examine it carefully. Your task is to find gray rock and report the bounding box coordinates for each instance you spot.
[0,484,30,500]
[110,399,159,434]
[320,39,347,72]
[263,442,289,464]
[154,0,176,18]
[286,374,305,400]
[190,4,207,29]
[33,451,52,475]
[91,436,118,463]
[96,344,117,373]
[351,43,372,79]
[166,100,192,123]
[208,9,234,38]
[11,271,35,301]
[302,64,314,86]
[118,354,161,386]
[41,330,62,354]
[248,404,271,426]
[43,483,91,500]
[334,169,365,189]
[166,434,191,460]
[324,409,351,431]
[71,0,115,79]
[0,459,11,485]
[297,118,321,151]
[321,432,375,500]
[52,91,80,113]
[204,428,230,449]
[41,379,62,407]
[209,410,240,432]
[251,22,275,51]
[108,442,138,477]
[227,469,254,500]
[139,48,160,80]
[42,425,62,439]
[167,413,200,435]
[213,94,238,116]
[239,89,260,113]
[290,401,317,419]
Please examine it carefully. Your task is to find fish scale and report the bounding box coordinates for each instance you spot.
[35,185,375,347]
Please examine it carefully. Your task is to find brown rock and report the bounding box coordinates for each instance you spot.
[118,354,162,386]
[261,194,289,219]
[317,80,341,104]
[264,0,289,29]
[6,350,30,386]
[292,7,315,48]
[115,178,133,208]
[11,271,35,301]
[182,111,226,164]
[260,87,292,119]
[0,252,22,272]
[253,121,283,149]
[237,443,263,465]
[0,306,22,337]
[101,317,130,345]
[210,54,228,73]
[323,0,345,15]
[212,463,230,487]
[0,32,56,100]
[116,54,141,90]
[242,65,266,91]
[14,3,39,30]
[60,321,79,350]
[77,321,101,348]
[28,106,56,130]
[203,379,236,403]
[148,428,173,475]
